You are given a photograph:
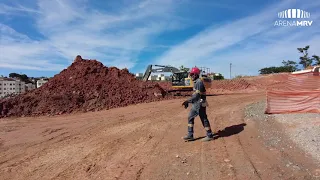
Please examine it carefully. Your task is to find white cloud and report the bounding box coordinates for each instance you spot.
[0,24,65,71]
[211,35,320,77]
[0,63,65,71]
[0,0,185,71]
[2,0,320,76]
[154,0,320,77]
[0,3,40,15]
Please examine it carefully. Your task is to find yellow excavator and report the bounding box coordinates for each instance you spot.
[142,65,212,92]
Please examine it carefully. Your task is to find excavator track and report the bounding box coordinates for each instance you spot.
[166,88,193,96]
[153,88,192,97]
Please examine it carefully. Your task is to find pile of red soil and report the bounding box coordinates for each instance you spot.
[0,56,169,118]
[211,79,252,91]
[243,73,289,90]
[157,82,173,91]
[207,78,255,94]
[207,73,290,94]
[156,73,290,95]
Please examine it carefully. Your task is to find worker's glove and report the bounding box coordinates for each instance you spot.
[182,101,189,109]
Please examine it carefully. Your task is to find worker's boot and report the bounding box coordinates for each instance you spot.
[201,135,213,142]
[183,134,194,141]
[201,128,214,142]
[183,124,194,141]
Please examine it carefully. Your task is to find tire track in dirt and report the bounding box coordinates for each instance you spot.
[208,112,237,180]
[208,94,317,180]
[194,100,239,180]
[221,106,262,180]
[200,144,204,180]
[52,121,149,180]
[0,108,164,180]
[136,94,262,180]
[98,107,178,179]
[241,109,319,180]
[139,96,250,180]
[236,136,262,180]
[0,93,318,180]
[116,120,175,180]
[204,94,264,180]
[53,102,179,180]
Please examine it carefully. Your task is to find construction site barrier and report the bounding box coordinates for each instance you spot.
[265,72,320,114]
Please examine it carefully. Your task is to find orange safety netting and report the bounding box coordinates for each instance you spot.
[265,71,320,114]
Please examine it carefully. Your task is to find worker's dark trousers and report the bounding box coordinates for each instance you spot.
[188,105,213,137]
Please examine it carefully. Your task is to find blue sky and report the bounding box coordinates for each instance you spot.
[0,0,319,78]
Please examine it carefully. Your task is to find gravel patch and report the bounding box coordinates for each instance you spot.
[245,100,320,165]
[244,101,283,147]
[273,113,320,163]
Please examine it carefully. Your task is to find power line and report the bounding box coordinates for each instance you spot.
[230,63,232,79]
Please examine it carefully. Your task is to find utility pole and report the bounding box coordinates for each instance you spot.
[230,63,232,79]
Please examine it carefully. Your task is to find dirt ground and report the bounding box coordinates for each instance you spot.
[0,93,319,180]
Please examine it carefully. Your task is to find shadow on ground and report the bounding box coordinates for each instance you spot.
[186,136,207,142]
[214,123,247,140]
[184,123,247,142]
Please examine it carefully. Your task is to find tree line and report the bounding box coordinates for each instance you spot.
[7,73,50,83]
[259,45,319,74]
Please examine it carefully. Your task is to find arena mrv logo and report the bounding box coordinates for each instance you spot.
[274,9,313,27]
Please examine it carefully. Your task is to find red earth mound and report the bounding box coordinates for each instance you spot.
[0,56,170,118]
[211,79,252,91]
[207,73,290,94]
[154,74,290,95]
[157,82,173,91]
[243,73,290,90]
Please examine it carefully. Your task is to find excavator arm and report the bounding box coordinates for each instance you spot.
[142,65,181,81]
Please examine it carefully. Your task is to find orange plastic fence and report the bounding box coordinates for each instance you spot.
[265,72,320,114]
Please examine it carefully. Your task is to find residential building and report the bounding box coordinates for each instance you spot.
[135,73,144,80]
[136,73,171,81]
[0,78,26,98]
[25,83,36,91]
[148,75,158,81]
[37,79,48,88]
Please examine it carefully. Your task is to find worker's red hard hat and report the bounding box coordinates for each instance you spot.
[190,67,200,75]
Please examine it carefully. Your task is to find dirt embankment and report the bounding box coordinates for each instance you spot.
[0,56,170,118]
[0,57,290,118]
[0,93,319,180]
[207,73,290,94]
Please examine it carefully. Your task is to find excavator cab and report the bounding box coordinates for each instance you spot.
[171,71,193,90]
[171,72,212,90]
[142,64,211,92]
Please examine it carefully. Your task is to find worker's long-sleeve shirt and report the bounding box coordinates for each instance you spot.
[187,78,206,108]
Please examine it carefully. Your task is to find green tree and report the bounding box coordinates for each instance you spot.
[259,60,299,75]
[8,73,31,83]
[179,65,189,72]
[213,73,224,80]
[297,45,313,68]
[20,74,28,81]
[312,55,320,65]
[282,60,299,71]
[9,73,20,78]
[259,66,294,74]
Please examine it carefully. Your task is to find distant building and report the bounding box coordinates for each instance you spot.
[37,79,48,88]
[148,75,158,81]
[135,73,144,80]
[25,83,36,92]
[207,73,224,80]
[136,73,171,81]
[292,65,320,74]
[0,78,26,98]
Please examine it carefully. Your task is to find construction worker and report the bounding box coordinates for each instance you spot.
[182,67,214,142]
